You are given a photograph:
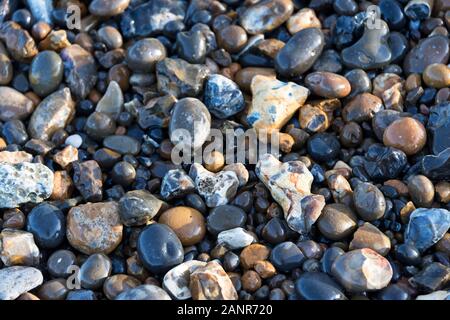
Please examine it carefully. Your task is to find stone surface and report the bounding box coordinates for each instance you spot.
[421,148,450,180]
[204,74,245,119]
[0,162,53,208]
[89,0,130,16]
[364,144,408,180]
[29,50,63,97]
[342,93,384,123]
[427,102,450,155]
[0,21,37,61]
[350,223,391,256]
[217,227,255,250]
[403,35,449,75]
[304,72,351,98]
[116,285,171,300]
[118,190,163,226]
[95,81,123,119]
[161,169,195,200]
[67,202,123,255]
[240,0,293,35]
[383,117,427,156]
[72,160,103,202]
[295,272,347,300]
[0,266,43,300]
[26,203,65,249]
[287,8,321,34]
[53,145,78,169]
[0,86,33,121]
[317,203,357,240]
[240,244,271,269]
[0,151,32,163]
[207,205,247,235]
[78,253,112,290]
[410,262,450,292]
[103,274,141,300]
[0,229,40,266]
[163,260,206,300]
[353,182,386,221]
[270,241,305,272]
[126,38,166,73]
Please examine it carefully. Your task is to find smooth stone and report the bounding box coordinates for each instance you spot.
[0,267,43,300]
[307,133,341,162]
[403,35,449,75]
[95,81,123,119]
[103,135,141,155]
[383,117,427,156]
[427,102,450,155]
[217,227,254,250]
[37,279,68,300]
[320,247,345,275]
[156,58,209,98]
[29,50,63,97]
[67,201,123,255]
[350,223,391,256]
[0,162,53,208]
[72,160,103,202]
[377,284,410,300]
[137,223,184,274]
[317,203,358,241]
[111,161,135,187]
[169,98,211,150]
[97,26,123,50]
[26,203,65,249]
[159,206,206,246]
[60,45,97,99]
[0,229,40,266]
[331,248,393,292]
[0,86,33,121]
[262,217,288,244]
[270,241,305,273]
[423,63,450,89]
[116,285,171,300]
[240,244,271,269]
[287,8,321,34]
[189,164,239,208]
[404,0,433,20]
[1,119,28,145]
[379,0,406,30]
[304,72,351,98]
[176,30,206,64]
[342,93,383,123]
[247,75,309,132]
[388,32,409,64]
[395,243,421,266]
[240,0,293,35]
[126,38,166,73]
[207,205,247,235]
[0,21,37,61]
[407,175,435,207]
[89,0,130,17]
[341,20,392,70]
[275,27,325,77]
[312,49,342,74]
[78,253,112,290]
[353,182,386,221]
[364,144,408,180]
[103,274,141,300]
[119,190,163,226]
[28,87,75,140]
[190,261,238,300]
[85,112,116,141]
[345,69,372,99]
[372,110,403,141]
[161,169,195,200]
[217,25,247,54]
[163,260,206,300]
[47,250,77,278]
[0,50,13,85]
[405,208,450,253]
[421,148,450,180]
[295,272,347,300]
[204,74,245,119]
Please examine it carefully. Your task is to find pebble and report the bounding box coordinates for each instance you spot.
[169,98,211,150]
[137,223,184,274]
[256,154,325,234]
[95,81,123,119]
[0,229,39,266]
[118,190,162,227]
[162,260,206,300]
[29,51,63,98]
[262,217,288,244]
[204,74,245,119]
[217,227,255,250]
[103,274,141,300]
[50,171,74,201]
[427,102,450,155]
[0,162,53,208]
[207,205,247,235]
[270,241,305,273]
[0,266,43,300]
[383,117,427,156]
[85,112,116,141]
[37,279,68,300]
[97,26,123,50]
[0,86,33,121]
[28,88,75,141]
[0,21,37,61]
[103,135,141,155]
[89,0,130,17]
[47,250,76,278]
[405,208,450,253]
[26,203,65,249]
[305,72,351,98]
[160,169,195,200]
[353,182,386,221]
[116,285,171,300]
[235,67,276,93]
[190,261,238,300]
[66,201,123,255]
[421,148,450,180]
[364,144,408,180]
[403,35,449,75]
[254,261,277,279]
[423,63,450,88]
[159,207,206,246]
[342,93,383,123]
[176,30,206,64]
[331,248,393,292]
[0,150,32,163]
[317,203,357,240]
[410,262,450,292]
[79,253,112,290]
[287,8,321,34]
[126,38,166,73]
[240,244,271,269]
[53,145,78,169]
[350,223,391,256]
[275,27,325,77]
[416,291,450,300]
[247,75,309,132]
[2,119,28,145]
[307,133,341,162]
[217,25,247,54]
[189,163,239,207]
[111,161,136,187]
[72,160,103,202]
[436,182,450,203]
[295,272,347,300]
[407,175,435,207]
[156,58,209,98]
[239,0,293,35]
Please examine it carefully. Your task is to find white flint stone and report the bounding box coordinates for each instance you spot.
[162,260,207,300]
[217,227,255,250]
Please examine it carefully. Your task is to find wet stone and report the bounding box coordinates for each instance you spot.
[383,117,427,156]
[421,148,450,180]
[217,25,247,54]
[342,93,384,123]
[160,169,195,200]
[295,272,347,300]
[0,162,53,208]
[0,229,40,266]
[275,27,325,78]
[79,253,112,290]
[156,58,209,98]
[317,203,357,241]
[126,38,167,73]
[176,30,206,64]
[111,161,136,187]
[364,144,408,180]
[270,241,305,273]
[410,262,450,292]
[207,205,247,235]
[372,110,403,141]
[331,248,393,293]
[85,112,117,141]
[137,223,184,274]
[103,274,141,300]
[305,72,351,99]
[67,201,123,255]
[423,63,450,89]
[118,190,163,226]
[262,217,289,244]
[307,133,341,162]
[37,279,68,300]
[217,227,255,250]
[0,21,37,62]
[1,120,28,145]
[240,244,271,269]
[73,160,103,202]
[204,74,245,119]
[403,35,449,75]
[0,267,43,300]
[350,223,391,256]
[405,208,450,253]
[407,175,435,207]
[95,81,124,120]
[47,250,77,278]
[29,51,63,97]
[26,203,65,249]
[353,182,386,221]
[0,86,34,121]
[287,8,321,35]
[163,260,206,300]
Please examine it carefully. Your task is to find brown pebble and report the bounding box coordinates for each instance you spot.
[240,244,271,269]
[51,171,74,201]
[256,39,285,59]
[384,179,409,197]
[37,279,68,300]
[407,175,435,207]
[2,208,25,229]
[31,22,51,41]
[305,72,351,98]
[235,67,276,92]
[340,122,363,147]
[317,203,358,240]
[435,181,450,203]
[17,292,40,300]
[103,274,141,300]
[436,233,450,256]
[383,117,427,155]
[254,260,277,279]
[423,63,450,88]
[405,73,421,92]
[159,206,206,246]
[400,201,416,224]
[241,270,262,293]
[217,25,248,54]
[204,150,225,173]
[278,132,295,153]
[349,222,391,256]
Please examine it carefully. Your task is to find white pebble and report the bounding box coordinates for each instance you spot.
[217,227,255,250]
[65,134,83,148]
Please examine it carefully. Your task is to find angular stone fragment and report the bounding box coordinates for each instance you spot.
[247,75,309,133]
[0,162,53,208]
[0,267,43,300]
[28,88,75,140]
[72,160,103,202]
[0,229,40,266]
[256,154,325,234]
[163,260,207,300]
[53,145,78,169]
[410,262,450,293]
[0,151,32,163]
[95,81,123,120]
[118,190,164,226]
[190,261,238,300]
[0,21,38,61]
[160,169,195,200]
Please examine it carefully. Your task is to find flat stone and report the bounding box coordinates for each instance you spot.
[29,50,64,97]
[217,227,255,250]
[295,272,347,300]
[0,229,40,266]
[0,267,43,300]
[163,260,207,300]
[0,162,53,208]
[410,262,450,293]
[103,135,141,155]
[403,35,449,75]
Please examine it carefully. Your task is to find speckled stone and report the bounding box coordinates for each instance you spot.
[160,169,195,200]
[0,266,43,300]
[118,190,163,226]
[0,151,32,163]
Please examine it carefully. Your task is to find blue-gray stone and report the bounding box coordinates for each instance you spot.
[204,74,245,119]
[115,285,171,300]
[405,208,450,253]
[427,102,450,155]
[25,0,53,25]
[421,148,450,180]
